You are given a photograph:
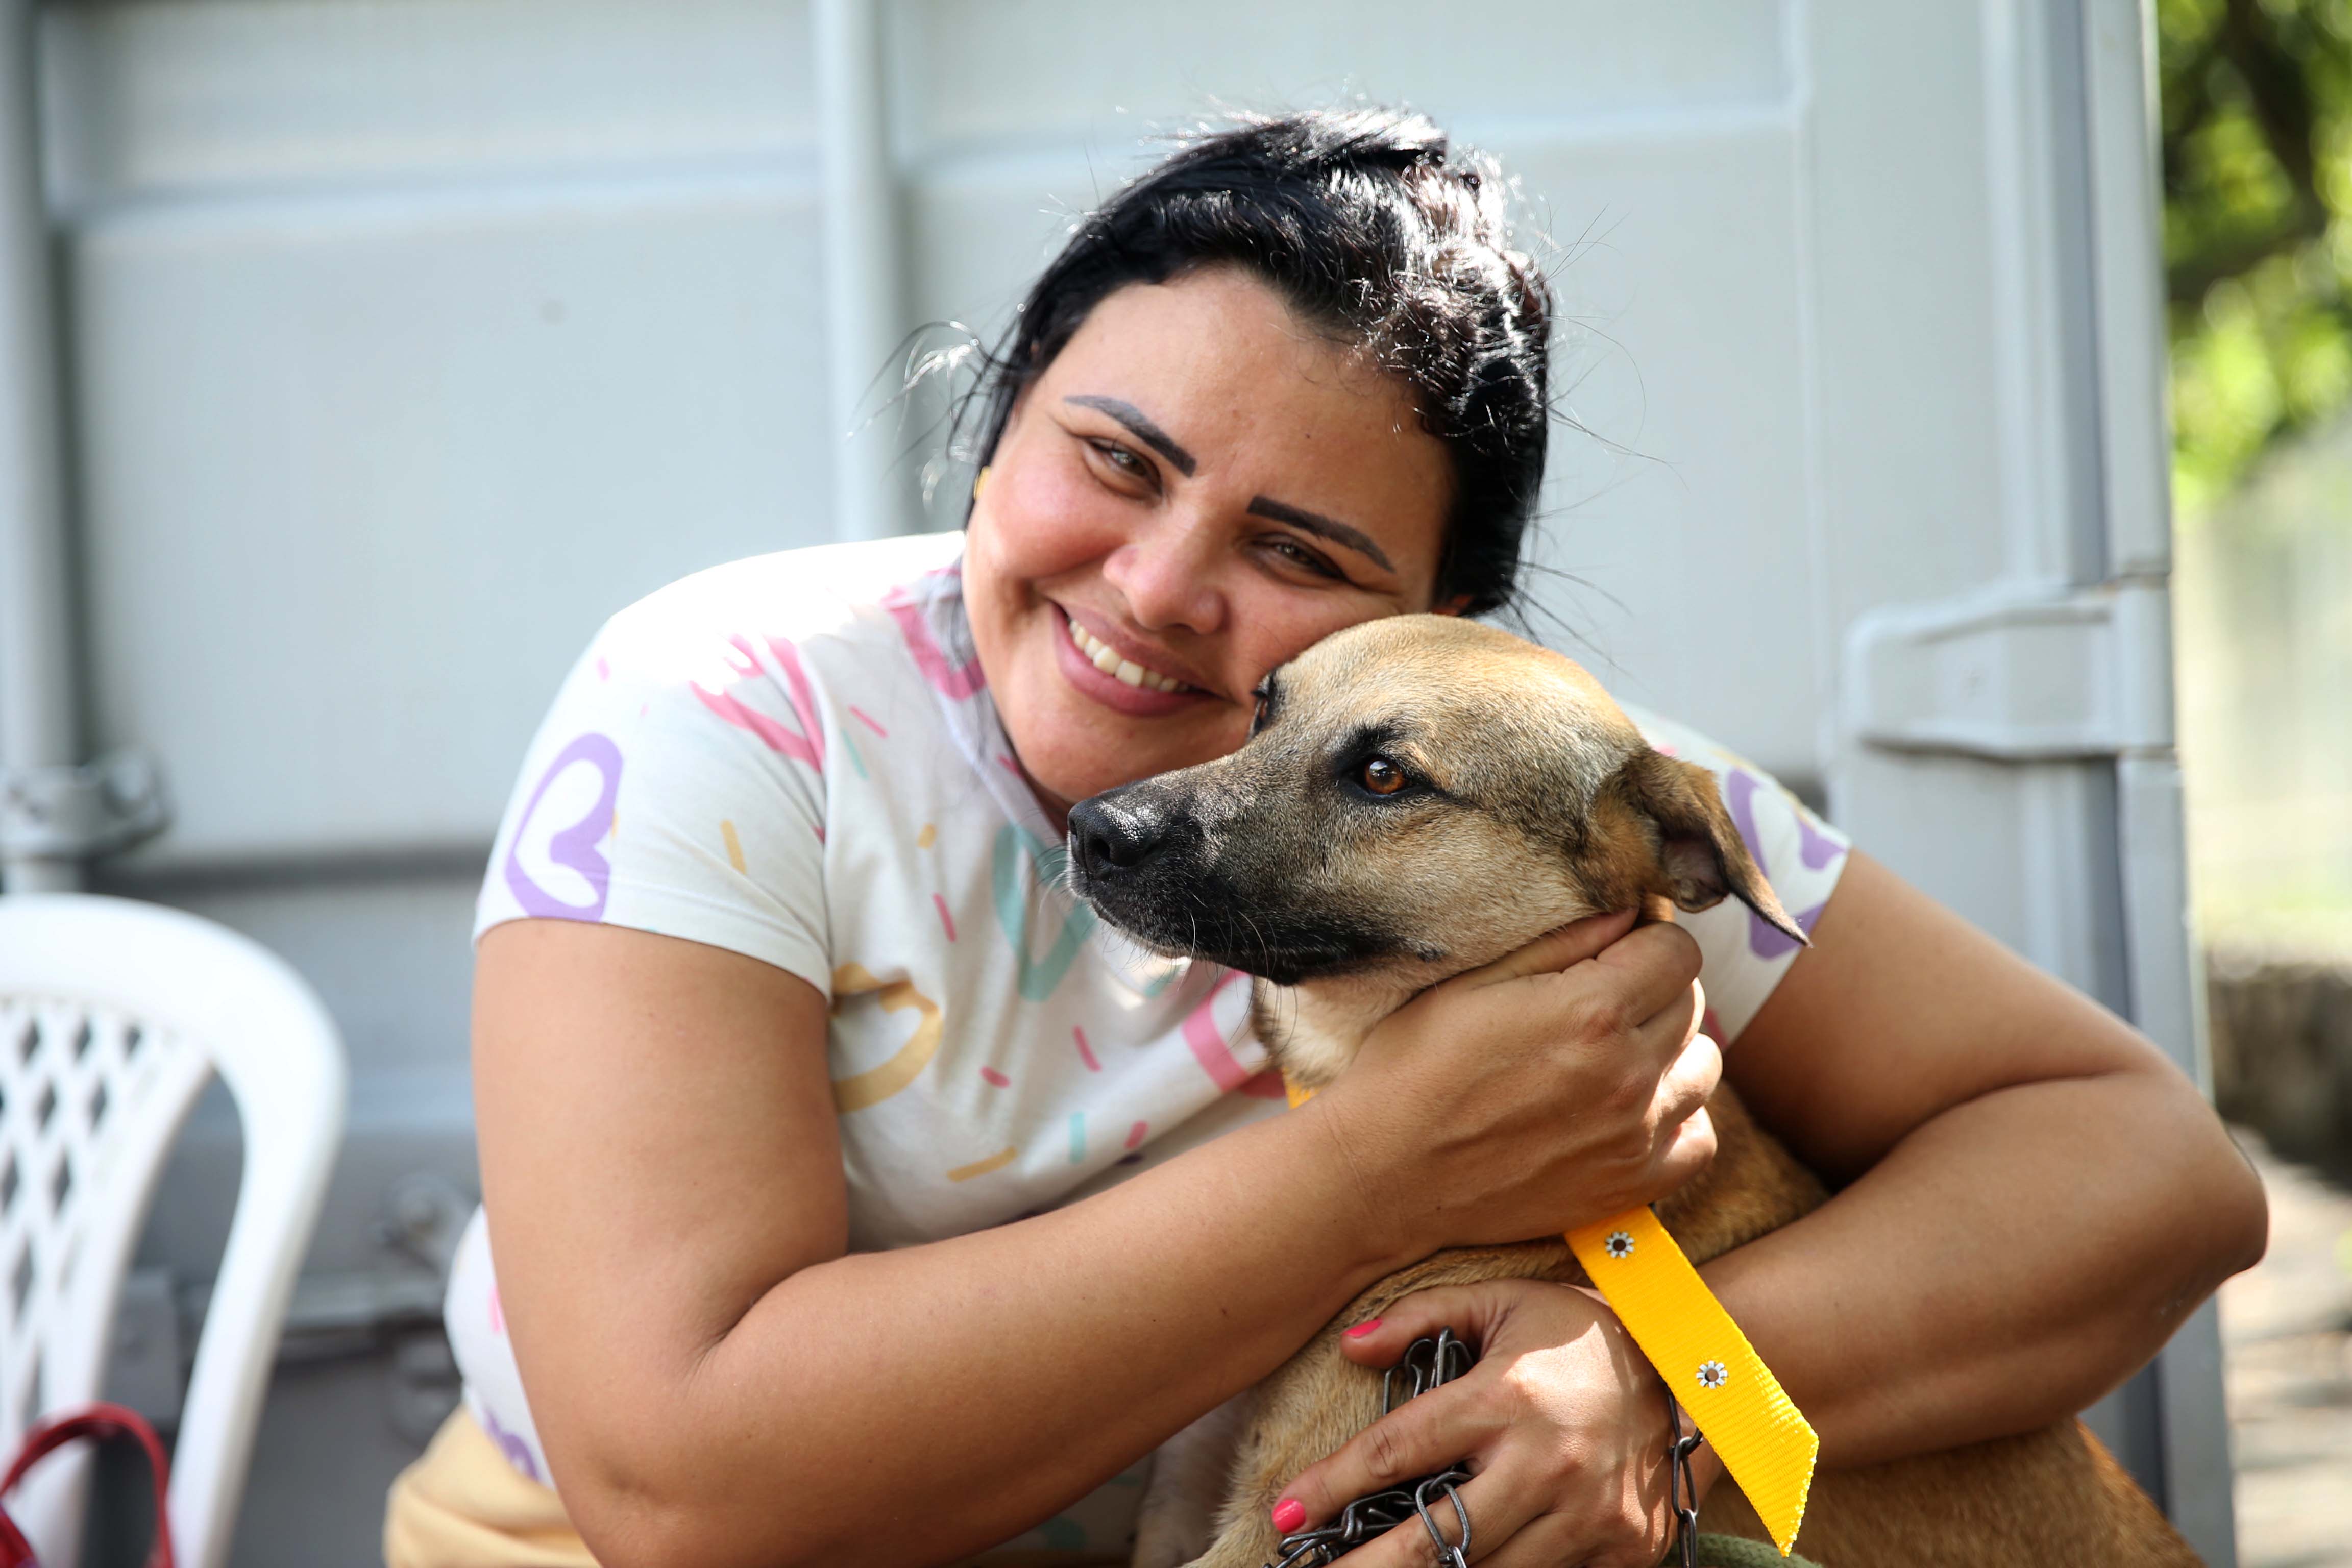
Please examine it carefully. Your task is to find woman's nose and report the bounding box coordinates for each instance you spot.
[1102,516,1227,634]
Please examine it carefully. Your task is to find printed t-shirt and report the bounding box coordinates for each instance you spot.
[448,531,1852,1555]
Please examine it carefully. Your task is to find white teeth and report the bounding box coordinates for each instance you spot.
[1065,612,1187,694]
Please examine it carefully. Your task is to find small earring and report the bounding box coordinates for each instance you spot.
[972,466,991,501]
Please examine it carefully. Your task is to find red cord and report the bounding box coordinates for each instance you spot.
[0,1403,175,1568]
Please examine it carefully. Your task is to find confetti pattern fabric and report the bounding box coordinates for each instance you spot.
[449,533,1850,1550]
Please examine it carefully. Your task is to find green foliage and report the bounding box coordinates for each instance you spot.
[2161,0,2352,514]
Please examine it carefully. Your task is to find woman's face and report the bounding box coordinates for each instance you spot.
[963,267,1457,818]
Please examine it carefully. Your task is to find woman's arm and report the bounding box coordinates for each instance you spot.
[1705,848,2265,1461]
[1277,850,2266,1564]
[473,911,1721,1568]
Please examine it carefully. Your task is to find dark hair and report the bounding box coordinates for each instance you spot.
[961,107,1552,617]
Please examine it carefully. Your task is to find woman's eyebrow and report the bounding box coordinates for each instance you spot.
[1063,395,1195,476]
[1246,496,1395,573]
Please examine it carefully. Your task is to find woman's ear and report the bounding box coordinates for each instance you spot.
[1432,593,1474,618]
[1612,750,1807,945]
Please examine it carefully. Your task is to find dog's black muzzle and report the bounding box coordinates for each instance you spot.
[1067,786,1201,883]
[1067,782,1388,985]
[1066,780,1247,965]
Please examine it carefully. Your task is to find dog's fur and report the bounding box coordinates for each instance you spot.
[1065,616,2196,1568]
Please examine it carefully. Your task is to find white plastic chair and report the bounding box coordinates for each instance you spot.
[0,893,346,1568]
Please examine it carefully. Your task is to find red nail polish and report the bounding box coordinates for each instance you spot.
[1342,1318,1382,1339]
[1271,1498,1306,1534]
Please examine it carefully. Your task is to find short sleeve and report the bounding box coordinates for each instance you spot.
[1626,709,1852,1044]
[476,598,834,999]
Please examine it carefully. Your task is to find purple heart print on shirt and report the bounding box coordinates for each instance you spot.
[479,1406,543,1483]
[503,731,623,922]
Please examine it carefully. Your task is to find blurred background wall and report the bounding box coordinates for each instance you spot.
[2159,7,2352,1559]
[0,0,2273,1562]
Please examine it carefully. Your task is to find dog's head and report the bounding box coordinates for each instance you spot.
[1066,616,1804,1000]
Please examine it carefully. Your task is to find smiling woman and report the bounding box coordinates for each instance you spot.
[388,107,2264,1568]
[949,109,1550,819]
[963,268,1456,812]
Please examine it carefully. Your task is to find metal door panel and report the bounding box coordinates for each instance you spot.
[71,181,831,865]
[39,0,816,203]
[887,0,1790,152]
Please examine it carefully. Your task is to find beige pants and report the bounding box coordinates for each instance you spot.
[384,1407,1125,1568]
[383,1409,597,1568]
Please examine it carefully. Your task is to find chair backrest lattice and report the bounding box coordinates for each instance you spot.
[0,992,210,1555]
[0,896,346,1568]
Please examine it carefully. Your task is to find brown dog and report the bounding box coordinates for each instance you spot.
[1065,616,2196,1568]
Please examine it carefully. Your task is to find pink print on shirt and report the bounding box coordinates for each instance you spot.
[883,578,987,699]
[1179,969,1286,1097]
[691,633,825,770]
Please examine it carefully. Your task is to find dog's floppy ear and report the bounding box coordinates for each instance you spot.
[1612,749,1807,946]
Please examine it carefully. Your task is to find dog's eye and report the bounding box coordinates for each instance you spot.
[1359,757,1408,796]
[1251,686,1272,736]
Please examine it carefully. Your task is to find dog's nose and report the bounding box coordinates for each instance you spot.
[1068,793,1177,877]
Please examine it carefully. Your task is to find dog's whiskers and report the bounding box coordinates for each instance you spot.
[1236,904,1277,979]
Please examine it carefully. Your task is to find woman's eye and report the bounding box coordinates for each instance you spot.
[1359,757,1408,796]
[1088,439,1149,479]
[1266,536,1341,578]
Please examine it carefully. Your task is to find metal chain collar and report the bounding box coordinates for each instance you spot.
[1663,1388,1704,1568]
[1263,1329,1475,1568]
[1262,1327,1706,1568]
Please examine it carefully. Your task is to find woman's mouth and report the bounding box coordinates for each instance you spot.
[1050,605,1213,717]
[1064,612,1189,693]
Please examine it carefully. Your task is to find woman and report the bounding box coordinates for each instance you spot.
[384,110,2265,1568]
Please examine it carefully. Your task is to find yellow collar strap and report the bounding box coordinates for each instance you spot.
[1566,1207,1815,1554]
[1287,1080,1814,1555]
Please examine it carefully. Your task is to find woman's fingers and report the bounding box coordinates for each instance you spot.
[1274,1379,1501,1543]
[1478,1507,1660,1568]
[1309,1465,1536,1568]
[1457,909,1640,989]
[1647,1020,1721,1187]
[1653,1027,1722,1126]
[1327,913,1718,1249]
[1654,1101,1719,1190]
[1585,921,1704,1025]
[1473,1514,1583,1568]
[1331,1284,1507,1367]
[1628,963,1703,1063]
[1310,1282,1678,1568]
[1297,1453,1659,1568]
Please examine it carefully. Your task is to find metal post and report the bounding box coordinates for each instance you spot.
[0,0,82,894]
[2082,1,2239,1559]
[813,0,910,543]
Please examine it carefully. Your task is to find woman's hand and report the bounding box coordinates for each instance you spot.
[1271,1280,1719,1567]
[1308,911,1720,1255]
